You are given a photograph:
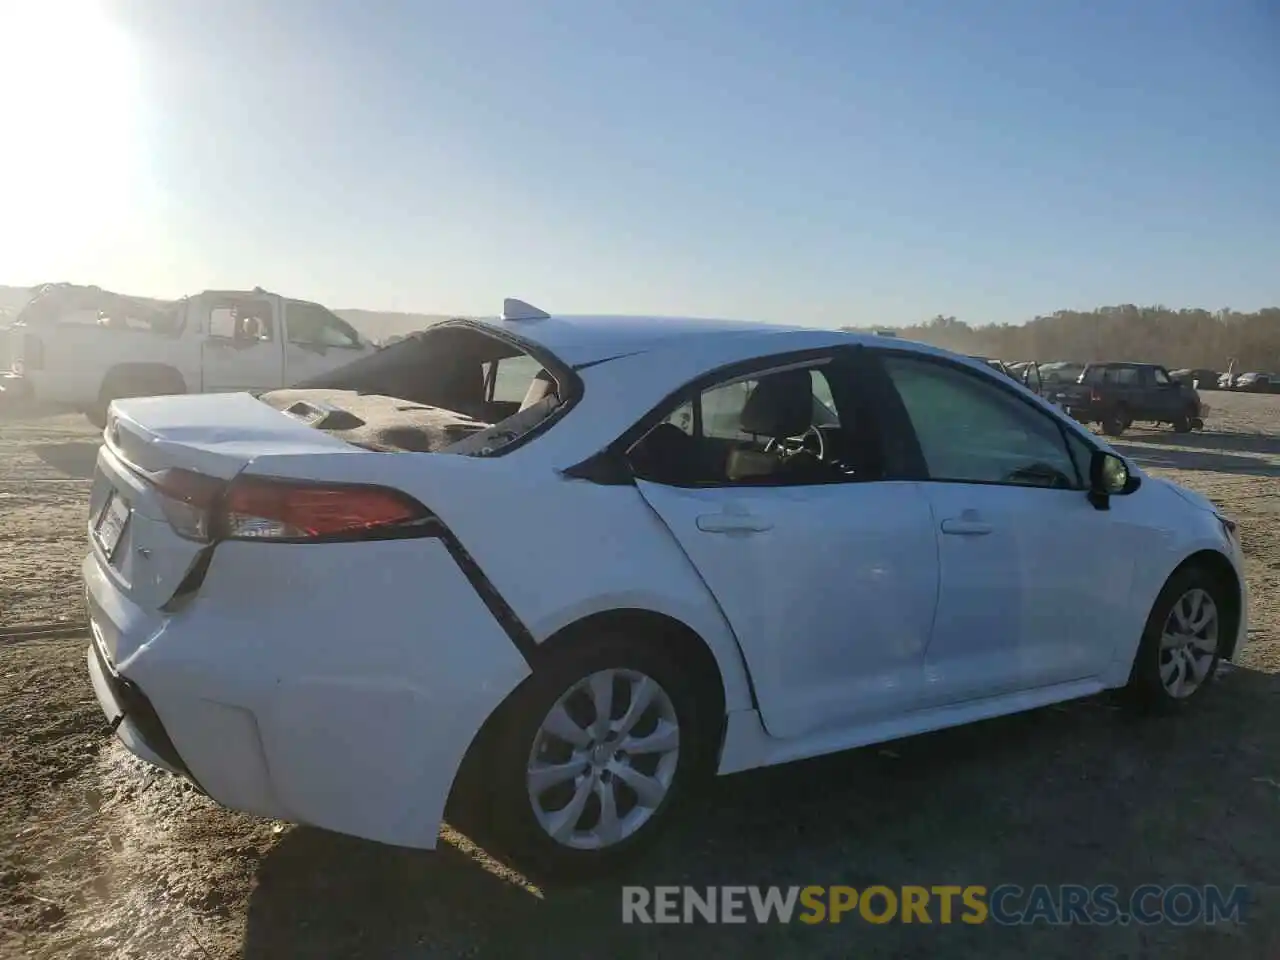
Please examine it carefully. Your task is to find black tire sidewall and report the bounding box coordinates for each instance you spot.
[1127,565,1226,712]
[1102,413,1126,436]
[483,634,713,883]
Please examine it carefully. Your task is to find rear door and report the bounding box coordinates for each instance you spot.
[200,296,284,392]
[282,300,372,385]
[630,349,939,739]
[865,351,1133,704]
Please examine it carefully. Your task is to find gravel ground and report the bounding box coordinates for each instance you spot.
[1,395,1279,959]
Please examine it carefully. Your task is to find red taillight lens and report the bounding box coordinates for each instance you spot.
[152,468,228,541]
[222,477,430,540]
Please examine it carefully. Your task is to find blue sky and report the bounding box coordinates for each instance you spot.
[2,0,1276,326]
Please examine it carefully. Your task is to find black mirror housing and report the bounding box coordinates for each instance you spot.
[1088,450,1140,509]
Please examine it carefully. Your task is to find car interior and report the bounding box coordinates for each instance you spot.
[628,367,878,486]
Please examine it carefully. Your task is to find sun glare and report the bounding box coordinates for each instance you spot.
[0,1,140,276]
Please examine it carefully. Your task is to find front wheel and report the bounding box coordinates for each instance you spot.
[1125,566,1226,712]
[1102,412,1127,437]
[472,634,713,883]
[1173,416,1192,433]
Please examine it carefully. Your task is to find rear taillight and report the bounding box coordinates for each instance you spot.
[222,477,432,541]
[152,468,227,541]
[149,471,433,543]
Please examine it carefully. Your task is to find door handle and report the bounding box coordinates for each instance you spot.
[940,518,993,536]
[696,513,773,534]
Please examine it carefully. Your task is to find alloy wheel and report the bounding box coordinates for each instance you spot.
[526,668,680,851]
[1159,587,1219,698]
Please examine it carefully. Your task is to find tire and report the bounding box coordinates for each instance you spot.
[93,366,186,427]
[1101,410,1127,437]
[1124,565,1227,713]
[1173,416,1191,433]
[468,632,715,884]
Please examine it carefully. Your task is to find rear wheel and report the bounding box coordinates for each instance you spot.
[470,634,713,884]
[1125,565,1226,712]
[1102,407,1128,436]
[90,367,186,428]
[1173,416,1192,433]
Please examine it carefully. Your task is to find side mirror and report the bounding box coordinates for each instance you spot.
[1088,450,1140,509]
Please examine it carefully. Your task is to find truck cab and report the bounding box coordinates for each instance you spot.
[1063,362,1204,436]
[5,286,374,425]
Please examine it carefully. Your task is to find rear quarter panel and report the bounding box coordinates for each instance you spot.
[238,449,757,715]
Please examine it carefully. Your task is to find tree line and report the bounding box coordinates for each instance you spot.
[846,306,1280,373]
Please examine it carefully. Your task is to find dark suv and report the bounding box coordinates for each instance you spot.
[1062,362,1204,437]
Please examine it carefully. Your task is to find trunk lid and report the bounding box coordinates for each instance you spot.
[108,392,362,479]
[91,393,366,616]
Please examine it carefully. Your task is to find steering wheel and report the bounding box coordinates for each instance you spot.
[766,425,825,460]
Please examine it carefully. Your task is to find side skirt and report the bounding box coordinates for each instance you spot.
[716,677,1107,775]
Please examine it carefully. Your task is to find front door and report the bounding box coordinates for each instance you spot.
[870,352,1134,704]
[200,297,283,392]
[629,352,940,739]
[282,300,371,386]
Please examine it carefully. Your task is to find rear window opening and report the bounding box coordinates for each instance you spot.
[256,321,576,456]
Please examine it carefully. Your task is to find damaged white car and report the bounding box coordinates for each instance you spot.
[85,299,1247,880]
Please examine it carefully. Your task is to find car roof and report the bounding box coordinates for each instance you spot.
[464,298,927,367]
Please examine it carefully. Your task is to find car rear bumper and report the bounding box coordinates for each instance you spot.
[83,532,532,850]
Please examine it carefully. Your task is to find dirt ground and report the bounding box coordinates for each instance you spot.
[2,397,1279,959]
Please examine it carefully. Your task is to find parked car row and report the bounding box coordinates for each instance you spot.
[1216,371,1280,393]
[969,356,1207,437]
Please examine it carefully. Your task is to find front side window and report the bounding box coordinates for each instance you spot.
[208,300,274,341]
[1152,368,1171,385]
[285,301,362,348]
[880,355,1080,489]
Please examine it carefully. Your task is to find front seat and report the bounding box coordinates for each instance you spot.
[519,369,558,411]
[726,370,815,481]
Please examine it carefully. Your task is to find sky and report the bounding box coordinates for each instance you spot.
[0,0,1276,327]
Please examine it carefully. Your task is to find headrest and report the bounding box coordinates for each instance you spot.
[738,370,813,438]
[519,369,558,411]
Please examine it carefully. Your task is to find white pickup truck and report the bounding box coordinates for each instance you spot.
[2,284,376,425]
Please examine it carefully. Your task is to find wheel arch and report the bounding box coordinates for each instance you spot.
[1162,549,1244,660]
[99,362,189,400]
[444,604,740,830]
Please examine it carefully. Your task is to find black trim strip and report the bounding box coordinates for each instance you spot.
[91,635,207,794]
[437,530,540,664]
[159,508,542,666]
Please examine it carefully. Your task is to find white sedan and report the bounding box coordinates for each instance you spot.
[84,299,1248,881]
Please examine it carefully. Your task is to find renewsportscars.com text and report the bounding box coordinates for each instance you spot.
[621,884,1249,926]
